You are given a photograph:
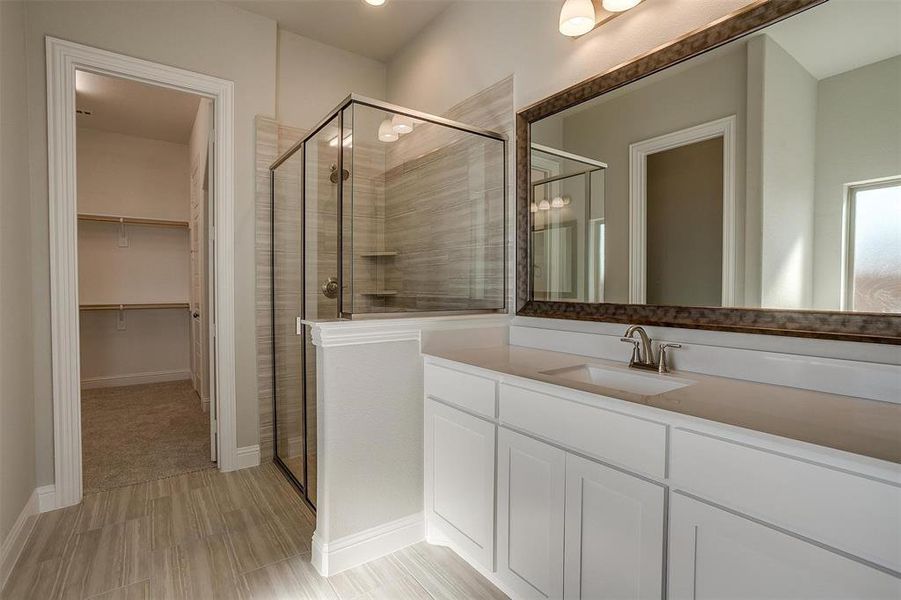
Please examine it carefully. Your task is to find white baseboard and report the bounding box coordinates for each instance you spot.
[234,445,260,470]
[80,369,192,389]
[312,512,424,577]
[36,485,57,513]
[0,490,38,591]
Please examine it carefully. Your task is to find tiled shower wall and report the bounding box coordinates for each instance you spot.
[255,76,514,460]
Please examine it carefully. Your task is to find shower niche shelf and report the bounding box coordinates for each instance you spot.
[359,251,397,258]
[359,290,398,296]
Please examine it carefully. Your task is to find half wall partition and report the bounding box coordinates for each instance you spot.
[270,96,506,507]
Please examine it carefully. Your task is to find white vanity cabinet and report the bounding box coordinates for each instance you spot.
[563,454,664,600]
[497,428,567,599]
[422,357,900,600]
[424,398,496,570]
[668,493,901,600]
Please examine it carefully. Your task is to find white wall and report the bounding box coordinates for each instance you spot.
[0,0,37,551]
[76,128,191,220]
[386,0,755,114]
[25,0,278,484]
[748,35,817,310]
[277,29,386,130]
[813,56,901,309]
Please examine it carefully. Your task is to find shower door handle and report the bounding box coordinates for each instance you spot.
[321,276,340,299]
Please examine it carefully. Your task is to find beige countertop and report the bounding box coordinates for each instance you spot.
[424,344,901,465]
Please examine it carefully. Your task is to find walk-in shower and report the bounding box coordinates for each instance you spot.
[269,96,506,507]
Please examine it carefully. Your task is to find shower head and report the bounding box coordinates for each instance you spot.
[329,164,350,184]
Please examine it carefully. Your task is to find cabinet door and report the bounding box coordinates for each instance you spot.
[497,428,566,599]
[563,454,664,600]
[669,493,901,600]
[425,399,496,570]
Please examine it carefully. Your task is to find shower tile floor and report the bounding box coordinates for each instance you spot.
[2,463,508,599]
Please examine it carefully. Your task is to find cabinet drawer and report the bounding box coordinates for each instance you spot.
[424,363,496,418]
[671,428,901,572]
[499,383,667,479]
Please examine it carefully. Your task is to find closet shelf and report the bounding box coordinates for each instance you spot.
[78,213,189,229]
[79,302,190,311]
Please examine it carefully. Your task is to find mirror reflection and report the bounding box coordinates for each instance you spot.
[530,0,900,313]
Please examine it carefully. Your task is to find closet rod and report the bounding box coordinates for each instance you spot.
[79,303,190,311]
[77,213,189,228]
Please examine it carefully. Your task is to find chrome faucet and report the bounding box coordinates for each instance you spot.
[620,325,681,374]
[620,325,656,371]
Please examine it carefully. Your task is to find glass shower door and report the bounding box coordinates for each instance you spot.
[272,148,306,490]
[299,113,347,506]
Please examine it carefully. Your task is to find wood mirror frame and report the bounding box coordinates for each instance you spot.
[516,0,901,345]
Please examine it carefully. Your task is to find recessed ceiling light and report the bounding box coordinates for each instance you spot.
[363,0,386,6]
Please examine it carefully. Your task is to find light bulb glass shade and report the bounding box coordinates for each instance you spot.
[538,199,551,211]
[562,195,572,206]
[530,202,539,213]
[602,0,641,12]
[363,0,386,6]
[378,118,398,142]
[559,0,596,37]
[391,113,414,134]
[551,196,565,208]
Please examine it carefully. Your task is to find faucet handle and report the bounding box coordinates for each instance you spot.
[620,337,641,366]
[657,343,682,374]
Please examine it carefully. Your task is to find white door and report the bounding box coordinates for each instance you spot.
[668,493,901,600]
[497,428,565,600]
[425,399,496,570]
[563,453,664,600]
[189,160,203,396]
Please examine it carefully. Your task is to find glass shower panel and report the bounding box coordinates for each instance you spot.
[272,150,305,488]
[301,115,342,506]
[347,103,505,314]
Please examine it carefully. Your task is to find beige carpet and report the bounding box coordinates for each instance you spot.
[81,380,214,494]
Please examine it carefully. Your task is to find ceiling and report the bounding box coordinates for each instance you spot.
[75,71,202,144]
[229,0,454,62]
[765,0,900,80]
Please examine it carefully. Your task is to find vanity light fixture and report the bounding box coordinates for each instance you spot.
[391,113,414,134]
[531,202,539,213]
[363,0,386,6]
[562,195,572,206]
[378,117,398,142]
[602,0,642,11]
[538,199,551,211]
[560,0,644,37]
[551,196,566,209]
[559,0,596,37]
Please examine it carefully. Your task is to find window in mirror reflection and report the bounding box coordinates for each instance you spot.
[530,145,606,302]
[844,179,901,313]
[527,0,900,314]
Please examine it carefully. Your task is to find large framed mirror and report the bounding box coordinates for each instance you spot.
[516,0,900,343]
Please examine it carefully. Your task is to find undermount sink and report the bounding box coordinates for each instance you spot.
[540,363,694,396]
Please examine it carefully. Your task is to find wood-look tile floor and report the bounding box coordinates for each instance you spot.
[2,463,508,600]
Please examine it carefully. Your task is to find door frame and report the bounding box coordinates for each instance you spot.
[628,115,737,306]
[46,37,238,508]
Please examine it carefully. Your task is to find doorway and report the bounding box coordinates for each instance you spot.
[628,116,737,306]
[47,38,238,509]
[75,71,215,494]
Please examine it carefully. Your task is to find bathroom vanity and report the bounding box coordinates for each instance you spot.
[421,344,900,600]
